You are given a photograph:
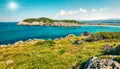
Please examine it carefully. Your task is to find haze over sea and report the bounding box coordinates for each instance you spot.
[0,22,120,44]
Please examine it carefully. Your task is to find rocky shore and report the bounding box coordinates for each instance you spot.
[18,21,81,26]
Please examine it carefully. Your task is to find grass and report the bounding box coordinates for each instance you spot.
[0,34,120,69]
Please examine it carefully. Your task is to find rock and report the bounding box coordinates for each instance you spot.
[84,57,120,69]
[85,36,94,42]
[0,45,7,47]
[67,34,75,37]
[6,59,14,65]
[83,32,89,36]
[73,40,84,45]
[14,40,24,45]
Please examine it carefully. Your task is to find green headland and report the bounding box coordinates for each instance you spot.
[18,17,81,26]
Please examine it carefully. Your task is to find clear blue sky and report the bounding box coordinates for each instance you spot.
[0,0,120,22]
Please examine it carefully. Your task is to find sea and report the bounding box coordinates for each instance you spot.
[0,22,120,44]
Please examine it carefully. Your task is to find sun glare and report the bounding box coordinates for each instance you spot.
[8,2,17,10]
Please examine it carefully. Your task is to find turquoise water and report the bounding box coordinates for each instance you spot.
[0,22,120,44]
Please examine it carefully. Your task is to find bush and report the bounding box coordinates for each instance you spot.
[23,18,37,23]
[59,48,66,55]
[92,32,120,40]
[99,56,112,59]
[115,44,120,55]
[115,56,120,63]
[34,40,55,46]
[85,32,120,42]
[103,44,120,55]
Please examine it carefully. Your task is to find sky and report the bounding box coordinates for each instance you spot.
[0,0,120,22]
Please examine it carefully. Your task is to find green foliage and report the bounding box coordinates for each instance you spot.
[23,18,37,23]
[37,17,54,23]
[57,20,80,24]
[23,17,80,24]
[115,56,120,63]
[34,40,55,47]
[23,17,53,23]
[115,44,120,55]
[59,48,66,55]
[102,43,120,55]
[99,55,112,59]
[92,32,120,40]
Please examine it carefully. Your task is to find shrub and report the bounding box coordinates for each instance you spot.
[34,40,55,47]
[23,18,37,23]
[99,56,112,59]
[115,44,120,55]
[92,32,120,40]
[115,56,120,63]
[59,48,66,55]
[103,44,120,55]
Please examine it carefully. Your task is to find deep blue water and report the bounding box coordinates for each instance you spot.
[0,22,120,44]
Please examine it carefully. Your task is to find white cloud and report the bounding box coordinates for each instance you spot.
[99,7,111,12]
[92,9,97,12]
[92,7,111,12]
[79,8,87,13]
[55,9,65,17]
[55,8,87,17]
[55,7,113,20]
[66,10,79,15]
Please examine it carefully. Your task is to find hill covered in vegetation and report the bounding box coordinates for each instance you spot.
[0,32,120,69]
[18,17,81,26]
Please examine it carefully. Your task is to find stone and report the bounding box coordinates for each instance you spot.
[73,40,84,45]
[6,59,14,65]
[84,57,120,69]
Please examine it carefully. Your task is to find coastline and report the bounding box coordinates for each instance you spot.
[80,24,120,27]
[18,23,120,27]
[18,22,81,27]
[0,23,120,46]
[0,34,76,47]
[18,22,120,27]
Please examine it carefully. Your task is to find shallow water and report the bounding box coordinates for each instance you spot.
[0,22,120,44]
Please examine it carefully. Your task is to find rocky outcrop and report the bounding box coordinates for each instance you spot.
[18,21,81,26]
[73,40,84,45]
[84,57,120,69]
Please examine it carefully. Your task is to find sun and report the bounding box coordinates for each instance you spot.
[8,2,18,10]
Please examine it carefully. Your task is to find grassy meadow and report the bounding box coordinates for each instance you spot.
[0,32,120,69]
